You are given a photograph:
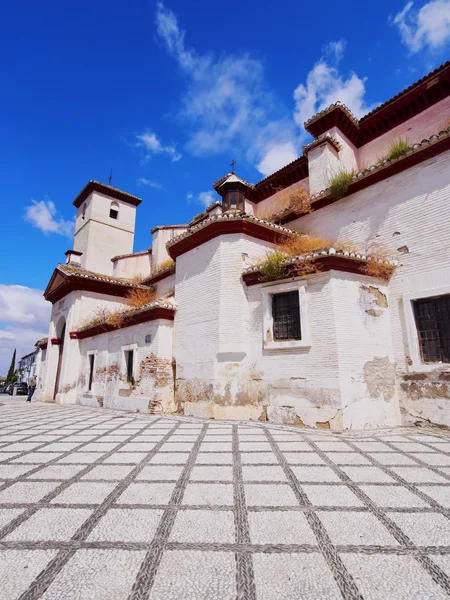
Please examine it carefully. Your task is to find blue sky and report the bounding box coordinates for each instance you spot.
[0,0,449,373]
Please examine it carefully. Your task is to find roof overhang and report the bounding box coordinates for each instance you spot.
[73,181,142,208]
[71,306,175,340]
[44,267,146,304]
[167,218,292,260]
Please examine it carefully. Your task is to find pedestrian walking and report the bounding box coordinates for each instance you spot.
[27,376,37,403]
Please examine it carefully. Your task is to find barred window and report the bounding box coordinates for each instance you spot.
[413,295,450,363]
[272,291,301,341]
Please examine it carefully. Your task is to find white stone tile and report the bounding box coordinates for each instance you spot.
[0,481,61,504]
[360,485,430,508]
[51,482,116,505]
[13,453,64,464]
[150,550,235,600]
[103,452,147,464]
[283,452,326,465]
[340,466,396,483]
[325,452,371,465]
[117,482,176,505]
[190,466,233,481]
[244,483,298,507]
[137,466,184,481]
[36,442,82,452]
[388,512,450,546]
[368,453,417,466]
[149,453,190,465]
[158,442,195,452]
[57,453,103,464]
[411,453,450,466]
[315,441,353,452]
[81,465,135,480]
[199,442,233,452]
[88,508,163,542]
[6,508,92,541]
[170,509,235,543]
[0,464,36,478]
[319,511,398,546]
[0,550,56,600]
[182,483,234,506]
[390,467,449,483]
[341,554,449,600]
[117,442,158,452]
[239,441,273,452]
[391,442,438,453]
[292,466,341,483]
[351,441,394,452]
[240,452,278,464]
[248,511,316,545]
[0,508,24,530]
[241,465,287,482]
[196,452,233,464]
[302,484,364,507]
[27,465,87,480]
[253,553,341,600]
[276,441,312,452]
[41,549,145,600]
[417,485,450,508]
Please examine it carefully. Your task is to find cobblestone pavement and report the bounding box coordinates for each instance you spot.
[0,398,450,599]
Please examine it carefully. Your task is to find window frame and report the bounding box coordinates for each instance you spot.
[403,285,450,372]
[262,279,311,351]
[122,344,138,384]
[86,351,96,393]
[222,189,245,212]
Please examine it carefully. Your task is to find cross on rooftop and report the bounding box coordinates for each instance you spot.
[108,169,113,185]
[230,159,236,174]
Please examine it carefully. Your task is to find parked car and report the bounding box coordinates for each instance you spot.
[8,382,28,396]
[0,386,7,393]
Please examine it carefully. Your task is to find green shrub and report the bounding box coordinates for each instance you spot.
[329,170,354,200]
[192,212,206,221]
[386,138,410,161]
[258,251,287,282]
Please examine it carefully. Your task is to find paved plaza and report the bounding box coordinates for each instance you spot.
[0,398,450,599]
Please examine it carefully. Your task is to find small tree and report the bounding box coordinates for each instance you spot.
[5,349,16,385]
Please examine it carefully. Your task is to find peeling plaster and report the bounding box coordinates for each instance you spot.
[363,356,395,401]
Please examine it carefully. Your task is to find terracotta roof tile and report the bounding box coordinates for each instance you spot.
[57,264,148,289]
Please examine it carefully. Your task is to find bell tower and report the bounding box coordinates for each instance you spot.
[72,181,142,276]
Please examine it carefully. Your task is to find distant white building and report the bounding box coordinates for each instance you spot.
[35,62,450,430]
[17,351,36,384]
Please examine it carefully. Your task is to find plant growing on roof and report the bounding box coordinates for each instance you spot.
[192,212,206,221]
[328,169,354,200]
[157,258,175,273]
[125,286,156,308]
[258,251,287,282]
[385,138,410,161]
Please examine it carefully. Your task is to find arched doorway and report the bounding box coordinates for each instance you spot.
[53,321,66,400]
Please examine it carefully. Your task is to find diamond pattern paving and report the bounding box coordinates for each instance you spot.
[0,396,450,599]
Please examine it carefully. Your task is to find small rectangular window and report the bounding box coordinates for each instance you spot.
[109,209,118,219]
[88,354,95,391]
[272,291,301,341]
[145,334,152,344]
[125,350,134,383]
[413,295,450,363]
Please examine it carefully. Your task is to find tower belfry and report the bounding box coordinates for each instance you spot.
[72,180,142,276]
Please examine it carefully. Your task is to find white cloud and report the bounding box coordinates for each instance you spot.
[256,142,298,177]
[135,131,182,162]
[136,177,163,189]
[293,42,375,135]
[0,285,50,375]
[154,2,298,177]
[187,190,217,208]
[392,0,450,52]
[24,199,74,238]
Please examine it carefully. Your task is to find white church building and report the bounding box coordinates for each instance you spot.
[35,61,450,430]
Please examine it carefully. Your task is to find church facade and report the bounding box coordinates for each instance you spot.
[35,62,450,430]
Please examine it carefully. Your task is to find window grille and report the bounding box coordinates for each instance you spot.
[272,291,301,340]
[88,355,95,391]
[413,295,450,363]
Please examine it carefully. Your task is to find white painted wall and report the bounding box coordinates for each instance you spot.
[112,252,152,279]
[74,192,137,275]
[289,149,450,426]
